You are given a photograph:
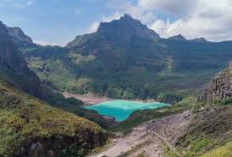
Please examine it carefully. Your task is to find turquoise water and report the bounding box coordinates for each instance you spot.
[84,100,169,122]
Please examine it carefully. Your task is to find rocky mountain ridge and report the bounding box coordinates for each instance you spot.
[199,61,232,101]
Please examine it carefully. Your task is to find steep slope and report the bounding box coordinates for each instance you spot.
[173,62,232,157]
[0,79,107,156]
[198,61,232,101]
[20,14,232,101]
[0,21,43,98]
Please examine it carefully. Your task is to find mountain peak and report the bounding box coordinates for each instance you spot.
[168,34,186,41]
[7,26,33,44]
[122,13,133,19]
[190,37,208,43]
[97,14,159,42]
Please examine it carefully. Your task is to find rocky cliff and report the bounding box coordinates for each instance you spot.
[198,62,232,101]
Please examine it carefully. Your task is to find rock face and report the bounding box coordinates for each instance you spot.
[97,14,160,42]
[0,21,43,98]
[199,62,232,101]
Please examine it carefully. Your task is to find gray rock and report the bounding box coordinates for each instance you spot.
[199,62,232,101]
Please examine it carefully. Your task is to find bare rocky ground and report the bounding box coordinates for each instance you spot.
[91,111,193,157]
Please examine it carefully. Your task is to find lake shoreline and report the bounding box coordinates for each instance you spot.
[63,92,158,106]
[63,92,113,105]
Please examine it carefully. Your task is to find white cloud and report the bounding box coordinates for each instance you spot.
[13,0,32,9]
[103,0,232,41]
[138,0,198,17]
[148,0,232,41]
[102,12,122,22]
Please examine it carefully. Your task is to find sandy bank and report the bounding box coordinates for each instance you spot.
[63,92,113,105]
[63,92,159,106]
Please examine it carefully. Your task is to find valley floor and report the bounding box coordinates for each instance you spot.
[91,111,192,157]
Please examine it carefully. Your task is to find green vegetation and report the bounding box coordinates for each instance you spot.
[164,147,178,157]
[202,142,232,157]
[137,153,145,157]
[176,100,232,157]
[20,15,232,103]
[0,81,107,156]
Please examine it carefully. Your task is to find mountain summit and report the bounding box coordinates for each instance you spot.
[97,14,160,42]
[168,34,186,41]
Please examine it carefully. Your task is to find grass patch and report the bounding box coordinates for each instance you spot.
[202,142,232,157]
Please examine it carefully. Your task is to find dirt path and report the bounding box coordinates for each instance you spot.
[91,111,192,157]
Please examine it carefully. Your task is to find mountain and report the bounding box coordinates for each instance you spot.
[67,14,159,48]
[0,21,43,98]
[190,37,208,43]
[4,24,37,48]
[97,14,160,42]
[18,14,232,102]
[7,26,33,43]
[168,34,186,41]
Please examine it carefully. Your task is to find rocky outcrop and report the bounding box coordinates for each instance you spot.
[198,62,232,101]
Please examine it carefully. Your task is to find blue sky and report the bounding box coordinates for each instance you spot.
[0,0,231,45]
[0,0,119,45]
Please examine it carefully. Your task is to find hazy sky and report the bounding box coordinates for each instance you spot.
[0,0,232,45]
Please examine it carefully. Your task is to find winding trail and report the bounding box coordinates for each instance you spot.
[91,111,192,157]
